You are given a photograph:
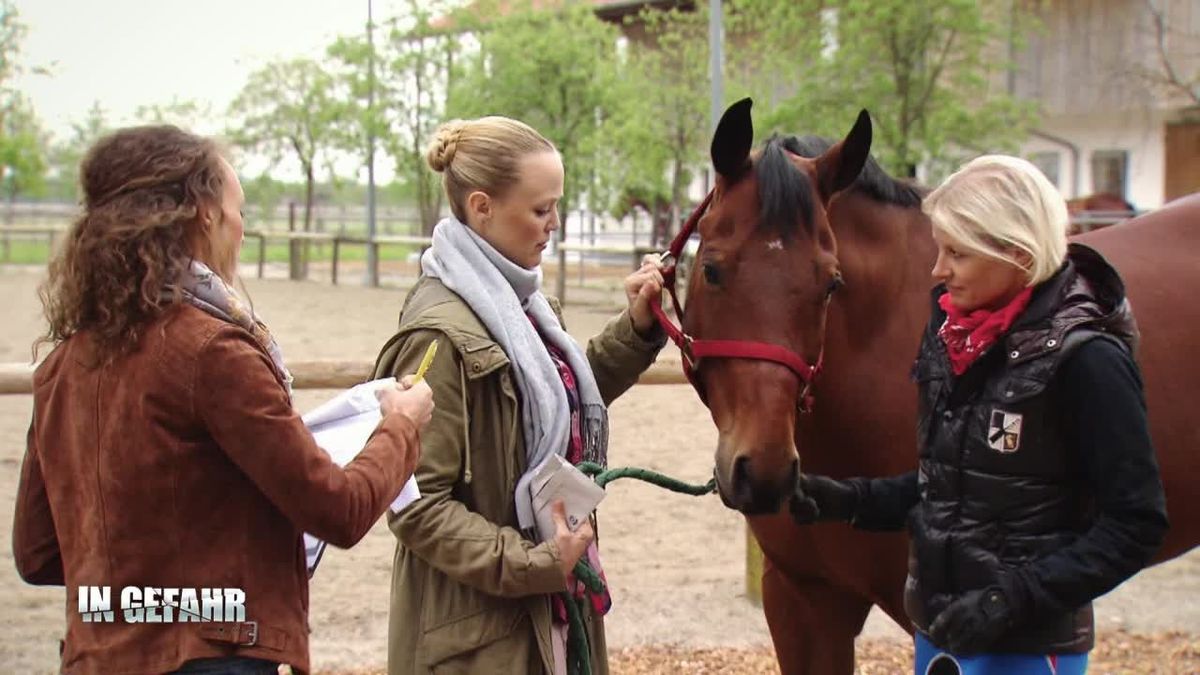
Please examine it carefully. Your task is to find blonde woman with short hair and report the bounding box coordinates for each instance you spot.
[375,116,667,675]
[790,155,1167,674]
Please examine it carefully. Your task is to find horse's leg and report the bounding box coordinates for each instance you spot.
[761,555,872,675]
[872,576,912,637]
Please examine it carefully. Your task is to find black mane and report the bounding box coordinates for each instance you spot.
[756,135,816,237]
[781,135,925,208]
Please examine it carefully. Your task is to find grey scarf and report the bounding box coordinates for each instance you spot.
[174,260,293,394]
[421,216,608,535]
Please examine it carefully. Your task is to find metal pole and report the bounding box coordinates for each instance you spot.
[709,0,724,132]
[365,0,380,287]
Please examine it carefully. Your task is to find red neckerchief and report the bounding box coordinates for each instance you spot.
[937,287,1034,375]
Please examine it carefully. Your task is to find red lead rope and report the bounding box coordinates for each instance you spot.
[650,190,825,414]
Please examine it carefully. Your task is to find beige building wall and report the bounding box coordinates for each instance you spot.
[1013,0,1198,207]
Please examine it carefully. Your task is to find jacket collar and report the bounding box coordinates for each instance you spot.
[1007,243,1137,364]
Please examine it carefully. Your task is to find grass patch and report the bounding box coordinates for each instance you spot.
[0,238,54,265]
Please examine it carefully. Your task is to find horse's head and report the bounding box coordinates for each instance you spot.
[682,98,872,514]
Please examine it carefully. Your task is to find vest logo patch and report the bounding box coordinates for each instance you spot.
[988,409,1023,453]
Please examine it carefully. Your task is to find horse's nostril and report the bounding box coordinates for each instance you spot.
[731,456,754,503]
[732,455,750,482]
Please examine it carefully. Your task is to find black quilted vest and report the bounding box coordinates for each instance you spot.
[904,244,1138,653]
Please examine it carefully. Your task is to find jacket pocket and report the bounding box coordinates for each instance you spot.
[419,603,527,671]
[460,340,509,380]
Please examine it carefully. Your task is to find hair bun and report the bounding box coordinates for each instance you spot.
[427,120,469,172]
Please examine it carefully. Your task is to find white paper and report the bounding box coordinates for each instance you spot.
[302,377,422,575]
[529,454,606,543]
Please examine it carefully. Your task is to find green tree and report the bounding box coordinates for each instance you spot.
[448,1,622,299]
[228,58,340,237]
[45,101,109,200]
[609,6,711,247]
[736,0,1037,177]
[327,0,458,236]
[242,173,291,221]
[0,93,45,203]
[325,32,384,212]
[0,1,48,202]
[0,0,23,86]
[134,97,213,131]
[384,1,459,236]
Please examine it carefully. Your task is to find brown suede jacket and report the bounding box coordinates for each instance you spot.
[13,304,420,674]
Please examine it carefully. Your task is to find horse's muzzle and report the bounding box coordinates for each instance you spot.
[718,454,799,515]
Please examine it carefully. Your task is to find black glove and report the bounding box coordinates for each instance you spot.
[789,474,859,524]
[928,585,1016,654]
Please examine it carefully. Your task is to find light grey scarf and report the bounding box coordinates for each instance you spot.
[421,216,609,535]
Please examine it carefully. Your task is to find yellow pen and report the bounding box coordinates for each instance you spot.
[412,341,439,384]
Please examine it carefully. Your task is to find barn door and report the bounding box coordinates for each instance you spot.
[1165,122,1200,202]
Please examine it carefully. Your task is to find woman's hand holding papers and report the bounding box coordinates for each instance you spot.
[552,500,595,582]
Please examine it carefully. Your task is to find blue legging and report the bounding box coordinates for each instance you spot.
[915,632,1088,675]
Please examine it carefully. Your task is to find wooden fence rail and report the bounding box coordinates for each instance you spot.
[0,357,686,395]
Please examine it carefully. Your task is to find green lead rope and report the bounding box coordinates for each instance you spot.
[559,464,717,675]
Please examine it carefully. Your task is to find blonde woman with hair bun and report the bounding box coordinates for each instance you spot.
[790,154,1166,674]
[375,115,668,674]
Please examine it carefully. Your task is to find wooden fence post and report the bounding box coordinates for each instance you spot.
[256,234,266,279]
[745,524,763,606]
[288,202,302,281]
[332,237,341,286]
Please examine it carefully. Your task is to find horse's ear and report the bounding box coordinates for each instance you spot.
[711,98,754,179]
[815,109,872,201]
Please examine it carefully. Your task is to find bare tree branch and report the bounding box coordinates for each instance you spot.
[1145,0,1200,105]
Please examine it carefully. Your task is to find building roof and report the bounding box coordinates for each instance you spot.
[432,0,692,30]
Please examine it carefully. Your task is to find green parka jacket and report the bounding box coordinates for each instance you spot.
[373,277,665,674]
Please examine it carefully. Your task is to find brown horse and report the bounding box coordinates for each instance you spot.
[1065,193,1137,234]
[676,99,1200,674]
[1066,192,1136,214]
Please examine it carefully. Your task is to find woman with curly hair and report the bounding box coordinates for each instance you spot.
[13,125,433,675]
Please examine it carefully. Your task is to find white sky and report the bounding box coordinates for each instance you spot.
[13,0,413,178]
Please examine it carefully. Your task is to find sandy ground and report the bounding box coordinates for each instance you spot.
[1,263,1197,673]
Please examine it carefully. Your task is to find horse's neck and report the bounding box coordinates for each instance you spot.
[796,194,935,476]
[830,194,935,348]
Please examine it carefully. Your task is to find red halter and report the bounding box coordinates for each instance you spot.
[650,190,828,414]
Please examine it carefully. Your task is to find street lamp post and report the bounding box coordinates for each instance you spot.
[365,0,380,287]
[709,0,724,132]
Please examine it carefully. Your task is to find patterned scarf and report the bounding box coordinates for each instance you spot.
[539,326,612,623]
[173,260,293,393]
[937,287,1033,375]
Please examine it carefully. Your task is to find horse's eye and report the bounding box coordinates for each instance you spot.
[703,263,721,286]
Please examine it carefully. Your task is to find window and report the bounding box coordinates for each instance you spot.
[1091,150,1128,197]
[1028,151,1061,189]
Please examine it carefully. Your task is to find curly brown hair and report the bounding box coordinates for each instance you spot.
[37,125,228,364]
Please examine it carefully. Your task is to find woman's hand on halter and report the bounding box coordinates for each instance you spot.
[551,499,595,582]
[625,254,665,338]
